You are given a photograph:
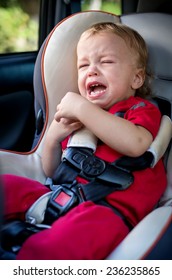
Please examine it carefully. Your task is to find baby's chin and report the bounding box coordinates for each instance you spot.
[88,99,110,110]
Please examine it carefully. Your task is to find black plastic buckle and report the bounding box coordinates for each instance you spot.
[44,183,81,224]
[81,155,106,177]
[49,186,78,216]
[63,148,134,189]
[64,148,106,179]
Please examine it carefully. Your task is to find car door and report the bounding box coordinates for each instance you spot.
[0,0,77,152]
[0,1,41,152]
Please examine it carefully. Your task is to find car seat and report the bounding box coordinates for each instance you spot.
[0,11,172,259]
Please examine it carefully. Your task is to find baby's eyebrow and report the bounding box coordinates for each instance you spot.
[100,52,119,58]
[77,58,88,65]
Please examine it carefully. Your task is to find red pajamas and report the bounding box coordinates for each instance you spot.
[2,96,167,259]
[18,201,130,260]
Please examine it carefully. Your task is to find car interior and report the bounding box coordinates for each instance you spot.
[0,0,172,260]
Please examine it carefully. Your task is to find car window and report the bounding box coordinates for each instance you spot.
[0,0,40,53]
[81,0,122,15]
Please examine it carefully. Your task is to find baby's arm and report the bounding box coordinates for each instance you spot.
[55,92,153,157]
[42,117,82,177]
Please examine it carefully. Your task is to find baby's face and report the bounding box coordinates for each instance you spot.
[77,31,143,109]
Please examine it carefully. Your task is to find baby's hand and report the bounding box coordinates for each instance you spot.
[54,92,85,122]
[47,117,83,145]
[60,117,83,133]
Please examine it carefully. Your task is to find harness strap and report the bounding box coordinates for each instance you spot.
[53,147,134,189]
[48,147,154,226]
[115,151,154,172]
[43,182,133,229]
[25,148,155,228]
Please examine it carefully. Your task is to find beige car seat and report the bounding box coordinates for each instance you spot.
[0,11,171,259]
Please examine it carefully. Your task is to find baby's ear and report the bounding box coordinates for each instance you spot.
[132,68,145,89]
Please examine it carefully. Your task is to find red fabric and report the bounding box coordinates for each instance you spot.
[2,96,167,259]
[17,202,129,260]
[2,174,49,221]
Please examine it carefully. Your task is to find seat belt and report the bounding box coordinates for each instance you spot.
[53,147,134,188]
[44,145,152,225]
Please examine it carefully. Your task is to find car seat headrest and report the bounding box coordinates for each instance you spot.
[121,13,172,105]
[121,13,172,79]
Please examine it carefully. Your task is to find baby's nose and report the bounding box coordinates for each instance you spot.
[87,65,99,76]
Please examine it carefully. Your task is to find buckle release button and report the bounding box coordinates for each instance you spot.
[54,191,71,206]
[82,156,106,176]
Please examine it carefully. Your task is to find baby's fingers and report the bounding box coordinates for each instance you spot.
[69,121,83,131]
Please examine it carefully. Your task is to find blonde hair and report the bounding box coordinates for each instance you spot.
[81,22,152,98]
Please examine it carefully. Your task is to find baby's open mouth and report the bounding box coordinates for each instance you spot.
[88,83,106,96]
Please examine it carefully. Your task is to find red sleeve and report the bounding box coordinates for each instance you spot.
[124,101,161,139]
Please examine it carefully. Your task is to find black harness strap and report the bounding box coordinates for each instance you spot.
[44,147,153,227]
[115,151,154,172]
[53,147,134,188]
